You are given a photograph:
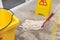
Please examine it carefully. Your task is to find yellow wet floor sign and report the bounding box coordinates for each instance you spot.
[35,0,52,18]
[49,17,58,40]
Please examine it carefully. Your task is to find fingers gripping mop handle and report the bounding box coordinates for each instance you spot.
[41,4,60,28]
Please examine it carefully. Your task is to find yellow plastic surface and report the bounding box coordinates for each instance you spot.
[35,0,52,18]
[0,8,13,29]
[0,8,19,40]
[0,16,19,40]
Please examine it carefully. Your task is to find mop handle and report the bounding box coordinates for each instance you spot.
[41,4,60,28]
[41,13,54,27]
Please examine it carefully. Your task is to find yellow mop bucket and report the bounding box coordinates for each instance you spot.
[0,8,19,40]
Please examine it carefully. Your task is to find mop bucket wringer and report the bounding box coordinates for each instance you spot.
[0,8,19,40]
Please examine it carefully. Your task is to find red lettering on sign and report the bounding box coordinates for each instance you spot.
[39,0,47,6]
[0,37,2,40]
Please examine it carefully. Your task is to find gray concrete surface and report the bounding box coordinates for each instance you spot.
[15,10,60,40]
[14,0,60,40]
